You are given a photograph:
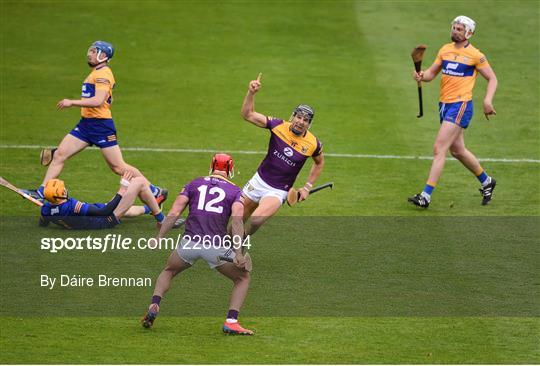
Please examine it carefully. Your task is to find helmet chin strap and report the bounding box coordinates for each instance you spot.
[96,50,108,63]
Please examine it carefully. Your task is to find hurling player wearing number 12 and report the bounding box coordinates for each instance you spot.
[142,154,254,335]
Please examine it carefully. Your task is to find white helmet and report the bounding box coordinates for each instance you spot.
[452,15,476,39]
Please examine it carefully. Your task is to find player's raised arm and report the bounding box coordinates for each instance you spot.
[240,73,267,128]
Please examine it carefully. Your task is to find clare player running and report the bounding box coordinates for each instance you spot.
[409,16,498,208]
[240,74,325,235]
[40,172,168,230]
[24,41,165,203]
[141,153,253,335]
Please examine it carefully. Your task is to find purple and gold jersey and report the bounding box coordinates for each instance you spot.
[81,65,115,119]
[180,175,242,238]
[435,42,490,103]
[257,117,322,190]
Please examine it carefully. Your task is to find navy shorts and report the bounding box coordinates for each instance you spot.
[439,101,473,129]
[69,118,118,148]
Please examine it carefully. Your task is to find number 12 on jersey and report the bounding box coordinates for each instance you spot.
[197,185,225,213]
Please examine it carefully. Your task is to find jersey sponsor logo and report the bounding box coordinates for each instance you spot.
[442,60,475,77]
[284,147,293,157]
[95,78,110,84]
[273,149,296,166]
[51,207,59,215]
[81,83,96,98]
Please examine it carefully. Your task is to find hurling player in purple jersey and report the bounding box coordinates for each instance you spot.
[142,154,254,335]
[240,74,325,235]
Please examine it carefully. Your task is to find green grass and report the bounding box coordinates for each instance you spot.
[1,0,539,363]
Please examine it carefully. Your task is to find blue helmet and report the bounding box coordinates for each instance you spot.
[91,40,114,61]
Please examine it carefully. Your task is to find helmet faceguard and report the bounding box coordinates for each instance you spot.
[452,15,476,40]
[210,153,235,179]
[290,104,315,124]
[44,179,69,204]
[90,41,115,63]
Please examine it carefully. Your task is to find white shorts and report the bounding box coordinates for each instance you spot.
[177,237,236,269]
[242,172,288,204]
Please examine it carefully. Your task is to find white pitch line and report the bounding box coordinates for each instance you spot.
[0,144,539,164]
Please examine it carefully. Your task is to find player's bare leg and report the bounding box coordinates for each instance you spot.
[41,134,89,186]
[449,129,482,173]
[112,177,146,219]
[217,262,253,335]
[245,196,281,235]
[142,250,191,328]
[217,262,251,311]
[112,177,164,225]
[137,183,162,215]
[100,145,143,177]
[123,206,146,217]
[426,121,462,185]
[101,145,166,201]
[241,196,259,222]
[450,129,496,204]
[409,121,461,208]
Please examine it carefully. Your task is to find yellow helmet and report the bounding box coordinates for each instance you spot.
[43,179,68,204]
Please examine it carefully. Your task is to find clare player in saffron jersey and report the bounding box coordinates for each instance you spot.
[240,74,325,235]
[24,41,165,205]
[39,172,167,230]
[408,16,498,208]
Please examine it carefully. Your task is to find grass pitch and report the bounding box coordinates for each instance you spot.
[1,0,539,363]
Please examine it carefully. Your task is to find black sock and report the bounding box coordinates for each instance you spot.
[152,295,161,306]
[227,309,239,320]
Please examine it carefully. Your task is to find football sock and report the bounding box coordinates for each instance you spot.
[421,182,435,201]
[143,205,151,214]
[149,184,159,196]
[154,212,164,222]
[476,170,491,187]
[151,295,161,306]
[226,309,239,324]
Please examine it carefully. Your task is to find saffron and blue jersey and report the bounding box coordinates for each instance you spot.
[40,198,116,230]
[69,65,117,148]
[435,42,490,103]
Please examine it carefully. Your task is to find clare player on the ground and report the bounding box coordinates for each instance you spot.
[408,16,498,208]
[39,172,171,230]
[240,74,325,234]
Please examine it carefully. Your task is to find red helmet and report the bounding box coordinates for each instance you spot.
[210,153,234,178]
